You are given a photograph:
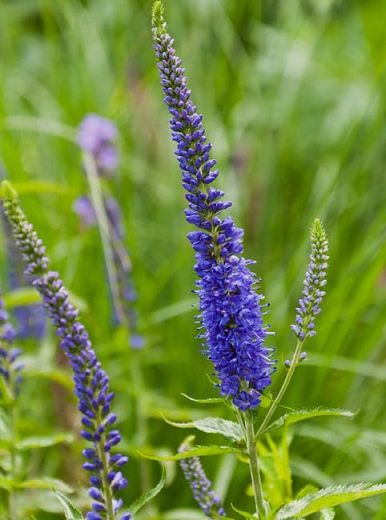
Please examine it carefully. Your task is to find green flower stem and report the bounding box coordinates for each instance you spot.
[82,152,126,324]
[256,339,304,437]
[244,412,265,519]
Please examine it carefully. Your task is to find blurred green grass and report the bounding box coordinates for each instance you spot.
[0,0,386,518]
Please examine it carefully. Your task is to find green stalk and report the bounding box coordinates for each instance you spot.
[241,411,266,519]
[82,153,126,324]
[256,339,304,437]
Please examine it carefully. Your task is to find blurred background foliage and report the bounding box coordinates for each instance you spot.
[0,0,385,518]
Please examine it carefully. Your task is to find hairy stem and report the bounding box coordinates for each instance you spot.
[244,413,265,519]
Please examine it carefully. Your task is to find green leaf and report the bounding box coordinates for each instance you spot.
[0,477,72,493]
[262,408,354,434]
[164,416,244,443]
[231,503,256,518]
[17,433,74,450]
[17,478,73,493]
[181,393,224,405]
[54,491,84,520]
[296,485,319,499]
[0,476,12,491]
[3,287,41,307]
[13,180,74,196]
[276,483,386,518]
[320,509,335,520]
[127,464,166,514]
[140,445,241,461]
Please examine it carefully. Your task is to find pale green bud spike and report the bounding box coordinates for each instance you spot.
[152,1,167,35]
[311,218,328,247]
[0,181,18,202]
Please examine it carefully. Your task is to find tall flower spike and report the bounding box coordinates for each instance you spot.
[152,1,274,410]
[291,219,329,340]
[0,182,130,520]
[179,437,226,518]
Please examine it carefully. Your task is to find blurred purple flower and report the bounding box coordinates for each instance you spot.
[77,114,118,174]
[73,196,97,228]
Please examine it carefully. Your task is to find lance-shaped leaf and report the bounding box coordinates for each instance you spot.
[54,491,84,520]
[164,416,244,443]
[261,408,354,435]
[140,444,242,462]
[276,483,386,518]
[127,464,166,515]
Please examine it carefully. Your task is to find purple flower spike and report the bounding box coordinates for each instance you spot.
[179,437,226,518]
[152,2,274,410]
[77,114,118,174]
[1,182,128,519]
[291,219,329,340]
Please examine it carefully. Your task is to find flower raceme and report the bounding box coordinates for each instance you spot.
[0,182,130,520]
[179,437,226,519]
[152,1,275,411]
[291,219,329,340]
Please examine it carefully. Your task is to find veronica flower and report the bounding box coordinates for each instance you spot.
[77,114,118,175]
[291,219,329,340]
[152,1,274,411]
[1,182,130,520]
[179,437,226,518]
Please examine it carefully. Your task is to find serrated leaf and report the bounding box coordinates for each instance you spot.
[262,408,354,435]
[320,509,335,520]
[17,433,74,450]
[296,485,319,499]
[54,491,84,519]
[127,464,165,514]
[164,416,244,443]
[140,445,241,461]
[276,483,386,518]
